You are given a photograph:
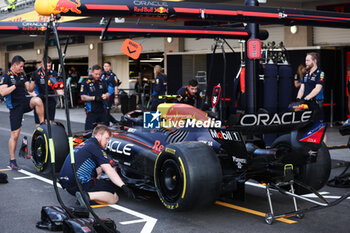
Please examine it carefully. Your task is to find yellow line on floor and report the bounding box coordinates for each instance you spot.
[0,168,11,172]
[91,204,109,208]
[215,201,297,224]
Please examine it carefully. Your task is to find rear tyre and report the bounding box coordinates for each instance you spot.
[271,134,331,194]
[154,142,222,210]
[31,123,69,173]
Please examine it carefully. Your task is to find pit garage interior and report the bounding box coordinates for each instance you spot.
[1,1,350,233]
[1,0,350,122]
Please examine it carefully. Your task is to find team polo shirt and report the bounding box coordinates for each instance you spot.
[301,68,325,101]
[153,73,167,96]
[101,71,120,96]
[0,70,27,109]
[32,67,57,102]
[59,137,110,188]
[80,78,108,113]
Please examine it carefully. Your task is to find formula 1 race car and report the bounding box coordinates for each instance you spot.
[30,102,332,214]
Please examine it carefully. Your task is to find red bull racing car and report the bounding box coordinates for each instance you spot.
[31,102,334,216]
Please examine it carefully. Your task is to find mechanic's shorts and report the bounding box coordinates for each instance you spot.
[9,97,32,131]
[66,179,116,196]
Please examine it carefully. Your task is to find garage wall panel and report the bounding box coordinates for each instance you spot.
[261,26,284,43]
[314,27,350,45]
[48,44,88,59]
[184,39,240,52]
[9,49,36,62]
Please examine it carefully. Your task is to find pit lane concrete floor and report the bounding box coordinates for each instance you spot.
[0,103,349,233]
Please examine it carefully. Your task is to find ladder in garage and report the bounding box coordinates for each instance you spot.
[195,71,207,96]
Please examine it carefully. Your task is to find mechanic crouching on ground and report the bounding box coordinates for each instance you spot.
[59,125,134,206]
[177,79,202,109]
[0,55,44,170]
[81,65,109,130]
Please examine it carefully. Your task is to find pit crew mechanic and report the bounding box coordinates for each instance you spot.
[177,79,202,108]
[296,52,325,121]
[101,61,120,125]
[29,56,63,125]
[151,65,167,111]
[80,65,109,130]
[0,55,44,170]
[59,125,134,205]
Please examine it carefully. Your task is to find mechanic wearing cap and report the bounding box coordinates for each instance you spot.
[81,65,109,130]
[0,55,44,170]
[177,79,202,109]
[151,65,167,111]
[297,52,325,122]
[101,61,120,125]
[29,56,63,126]
[59,124,134,206]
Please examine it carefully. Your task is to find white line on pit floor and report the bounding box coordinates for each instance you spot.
[15,168,157,233]
[0,127,33,137]
[109,205,157,233]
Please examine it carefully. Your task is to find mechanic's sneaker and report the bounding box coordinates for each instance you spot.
[8,159,21,171]
[75,191,90,209]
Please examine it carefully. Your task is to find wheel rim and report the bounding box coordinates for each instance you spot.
[159,159,183,203]
[32,134,47,169]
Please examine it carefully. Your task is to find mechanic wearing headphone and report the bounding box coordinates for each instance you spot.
[80,64,109,130]
[297,52,325,122]
[177,79,202,108]
[59,124,134,207]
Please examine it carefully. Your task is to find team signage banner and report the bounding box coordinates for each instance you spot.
[34,0,350,28]
[0,21,251,39]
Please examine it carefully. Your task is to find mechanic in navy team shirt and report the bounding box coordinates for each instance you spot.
[0,55,44,170]
[151,65,167,111]
[80,65,109,130]
[297,52,325,122]
[59,125,134,206]
[30,56,63,126]
[177,79,202,109]
[101,61,120,125]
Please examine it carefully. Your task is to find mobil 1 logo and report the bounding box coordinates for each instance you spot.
[209,129,241,142]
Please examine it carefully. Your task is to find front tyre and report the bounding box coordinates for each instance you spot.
[31,123,69,173]
[154,142,222,210]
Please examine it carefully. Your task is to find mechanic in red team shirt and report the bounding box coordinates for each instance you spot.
[59,124,134,207]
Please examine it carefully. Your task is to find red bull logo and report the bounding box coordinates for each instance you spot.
[54,0,81,14]
[154,7,168,14]
[134,6,153,13]
[38,26,47,31]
